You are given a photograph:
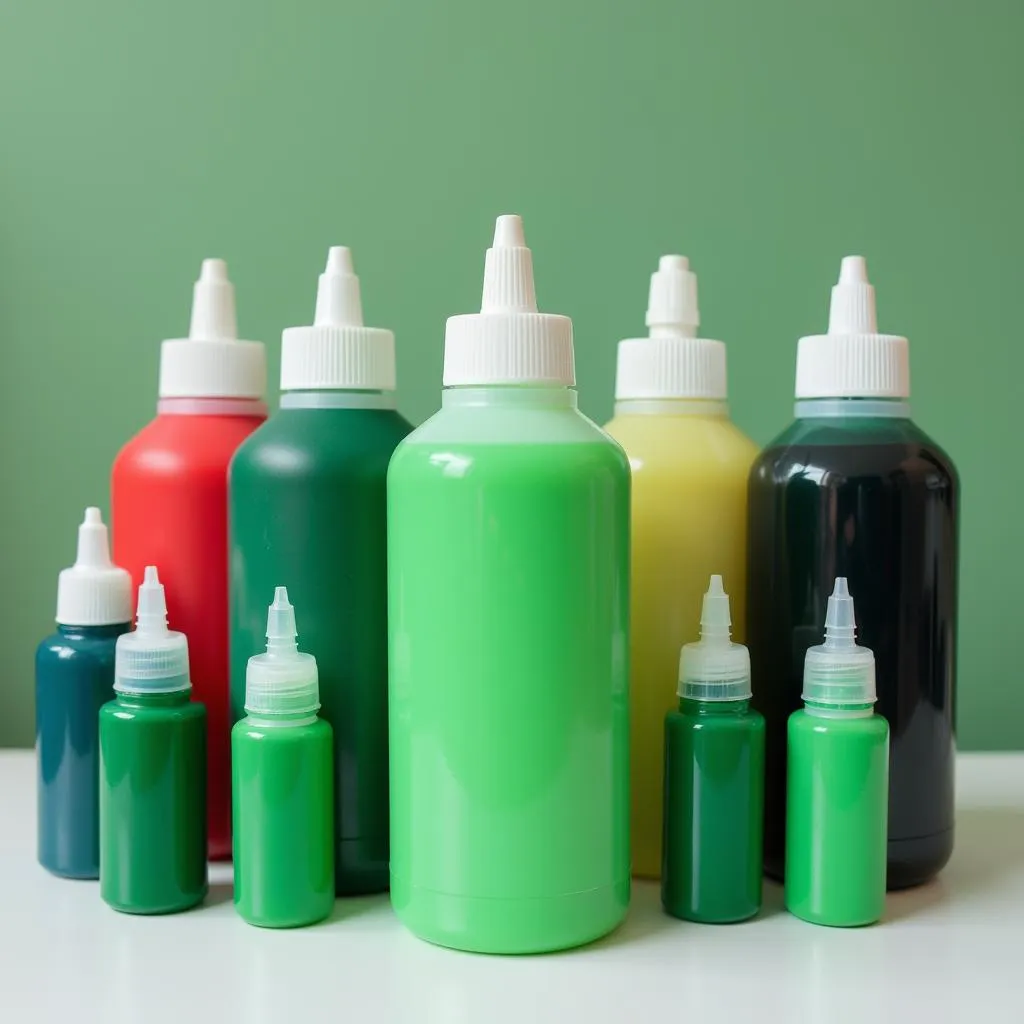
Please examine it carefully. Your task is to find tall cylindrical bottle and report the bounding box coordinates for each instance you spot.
[36,508,132,879]
[662,575,764,923]
[111,259,266,859]
[785,578,889,927]
[100,567,208,914]
[387,215,631,954]
[604,256,757,878]
[233,588,334,928]
[230,247,410,894]
[747,257,958,889]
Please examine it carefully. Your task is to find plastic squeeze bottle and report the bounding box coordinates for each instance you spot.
[662,575,764,923]
[387,215,631,954]
[100,567,207,914]
[747,257,958,889]
[111,258,266,860]
[785,579,889,927]
[230,247,410,894]
[232,588,334,928]
[604,255,757,879]
[36,508,132,879]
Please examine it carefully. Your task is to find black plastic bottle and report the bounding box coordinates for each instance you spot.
[747,257,958,890]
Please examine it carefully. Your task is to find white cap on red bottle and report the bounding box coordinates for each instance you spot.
[443,215,574,386]
[280,247,396,392]
[56,508,133,626]
[158,258,267,399]
[795,256,910,399]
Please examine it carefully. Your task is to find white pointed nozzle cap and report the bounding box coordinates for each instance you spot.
[55,507,133,626]
[115,566,191,694]
[795,254,909,399]
[443,214,574,385]
[280,246,396,392]
[159,258,266,399]
[615,253,727,400]
[802,577,877,706]
[245,587,320,718]
[678,574,751,700]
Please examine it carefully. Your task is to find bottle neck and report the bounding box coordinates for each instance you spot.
[56,622,129,640]
[441,386,578,412]
[614,398,729,418]
[680,697,751,715]
[280,390,396,411]
[115,688,192,708]
[803,700,875,719]
[244,711,319,729]
[794,397,910,420]
[157,397,267,417]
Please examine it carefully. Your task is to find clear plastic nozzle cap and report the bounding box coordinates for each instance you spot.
[802,577,877,705]
[245,587,320,719]
[678,575,752,701]
[114,566,191,694]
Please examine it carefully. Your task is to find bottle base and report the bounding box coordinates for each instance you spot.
[103,887,208,915]
[391,873,630,954]
[237,903,334,929]
[39,859,99,881]
[786,903,881,928]
[664,900,760,924]
[336,838,389,896]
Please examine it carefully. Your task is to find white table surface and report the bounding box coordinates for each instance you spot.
[1,750,1021,1024]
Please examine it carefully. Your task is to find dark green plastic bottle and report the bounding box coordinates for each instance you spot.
[662,576,764,923]
[229,248,411,895]
[100,567,207,914]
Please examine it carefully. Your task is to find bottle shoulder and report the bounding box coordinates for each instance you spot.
[232,716,333,744]
[36,628,126,670]
[606,414,757,476]
[101,696,207,724]
[666,704,765,735]
[788,708,889,738]
[114,414,264,478]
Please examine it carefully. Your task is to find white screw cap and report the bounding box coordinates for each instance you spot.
[614,255,728,400]
[114,567,191,694]
[245,587,320,718]
[280,247,396,392]
[678,575,751,701]
[55,508,133,626]
[802,577,877,706]
[795,256,910,399]
[158,258,267,399]
[443,215,575,386]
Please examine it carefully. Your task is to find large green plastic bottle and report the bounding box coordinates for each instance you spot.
[387,215,631,954]
[230,248,411,895]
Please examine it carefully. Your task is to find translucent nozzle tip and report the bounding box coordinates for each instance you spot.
[188,257,238,341]
[265,586,298,651]
[828,254,877,335]
[314,245,364,327]
[135,565,169,633]
[481,213,537,314]
[824,576,857,643]
[699,574,732,637]
[74,507,114,569]
[659,254,690,273]
[646,252,699,337]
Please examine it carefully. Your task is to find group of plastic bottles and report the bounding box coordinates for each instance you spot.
[34,213,958,951]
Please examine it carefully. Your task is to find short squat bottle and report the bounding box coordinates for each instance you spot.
[100,567,208,914]
[36,508,131,879]
[233,587,334,928]
[747,257,957,889]
[785,579,889,927]
[662,575,764,923]
[387,215,631,954]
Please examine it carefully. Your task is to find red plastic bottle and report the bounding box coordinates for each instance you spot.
[111,259,266,859]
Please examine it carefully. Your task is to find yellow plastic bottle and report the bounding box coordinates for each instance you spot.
[604,255,757,879]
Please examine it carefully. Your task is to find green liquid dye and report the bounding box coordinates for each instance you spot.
[99,690,207,914]
[232,716,335,928]
[388,435,631,954]
[785,708,889,926]
[662,698,765,923]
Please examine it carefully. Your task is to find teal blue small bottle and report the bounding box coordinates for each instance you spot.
[36,508,132,879]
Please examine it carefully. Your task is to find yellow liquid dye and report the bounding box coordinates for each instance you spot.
[604,399,757,878]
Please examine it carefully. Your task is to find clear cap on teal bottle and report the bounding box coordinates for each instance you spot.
[114,566,191,694]
[245,587,320,718]
[802,578,876,706]
[678,575,751,701]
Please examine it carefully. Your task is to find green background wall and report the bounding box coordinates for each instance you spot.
[1,1,1021,748]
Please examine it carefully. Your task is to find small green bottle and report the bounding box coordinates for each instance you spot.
[232,587,334,928]
[100,566,207,914]
[662,575,764,923]
[785,578,889,927]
